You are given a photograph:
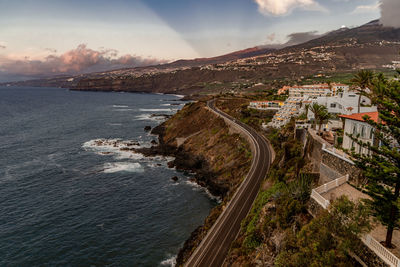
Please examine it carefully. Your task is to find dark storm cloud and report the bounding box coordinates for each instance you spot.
[380,0,400,28]
[262,31,322,49]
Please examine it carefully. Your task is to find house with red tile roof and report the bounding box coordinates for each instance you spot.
[339,112,379,155]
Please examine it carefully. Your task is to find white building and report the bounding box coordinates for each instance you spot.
[340,112,379,155]
[249,100,284,110]
[268,97,304,128]
[289,84,331,98]
[330,83,349,95]
[307,91,376,120]
[284,83,349,98]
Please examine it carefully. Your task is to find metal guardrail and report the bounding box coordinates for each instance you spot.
[311,174,400,267]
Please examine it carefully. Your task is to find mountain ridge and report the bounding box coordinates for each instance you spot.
[3,20,400,95]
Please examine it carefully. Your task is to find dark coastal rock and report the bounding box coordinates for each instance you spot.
[171,176,179,182]
[167,161,175,168]
[126,141,140,146]
[120,147,134,151]
[151,140,157,145]
[144,126,152,131]
[151,113,172,119]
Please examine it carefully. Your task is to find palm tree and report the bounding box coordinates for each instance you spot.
[305,103,310,120]
[317,110,332,132]
[309,103,325,130]
[351,70,374,113]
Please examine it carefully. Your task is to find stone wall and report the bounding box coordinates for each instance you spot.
[353,239,390,267]
[304,130,325,173]
[303,129,363,185]
[321,151,363,185]
[319,162,343,184]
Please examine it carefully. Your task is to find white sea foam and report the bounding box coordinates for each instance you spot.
[173,94,185,98]
[134,114,166,121]
[160,255,176,267]
[115,151,144,160]
[139,108,175,112]
[113,109,133,111]
[161,103,171,106]
[185,180,222,203]
[107,123,123,126]
[112,105,129,108]
[103,162,143,173]
[82,139,142,158]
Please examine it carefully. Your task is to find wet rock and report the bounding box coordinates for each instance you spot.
[151,140,158,145]
[126,141,140,146]
[167,160,175,168]
[144,126,152,131]
[151,114,172,119]
[171,176,179,182]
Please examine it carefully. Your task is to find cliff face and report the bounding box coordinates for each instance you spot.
[73,68,256,95]
[161,101,251,195]
[146,100,252,265]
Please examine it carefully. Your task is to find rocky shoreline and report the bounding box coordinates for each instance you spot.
[136,123,228,198]
[98,101,251,266]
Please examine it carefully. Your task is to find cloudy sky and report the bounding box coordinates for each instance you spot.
[0,0,397,81]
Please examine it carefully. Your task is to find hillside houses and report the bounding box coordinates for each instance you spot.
[249,100,284,110]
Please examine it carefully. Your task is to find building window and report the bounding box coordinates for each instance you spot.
[352,123,357,135]
[361,126,365,138]
[330,103,336,108]
[369,128,374,140]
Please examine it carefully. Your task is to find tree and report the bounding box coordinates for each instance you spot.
[309,103,331,132]
[275,196,371,267]
[309,103,325,130]
[317,110,332,132]
[351,70,374,113]
[347,74,400,247]
[304,103,310,119]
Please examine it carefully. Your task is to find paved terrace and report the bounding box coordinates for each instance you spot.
[320,180,400,261]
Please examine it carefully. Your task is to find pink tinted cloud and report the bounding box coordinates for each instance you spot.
[0,44,167,76]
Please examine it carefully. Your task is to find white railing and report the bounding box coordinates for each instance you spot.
[322,143,354,165]
[311,175,400,267]
[311,190,330,209]
[362,234,400,267]
[311,174,349,209]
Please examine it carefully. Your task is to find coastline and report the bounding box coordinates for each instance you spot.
[133,100,252,266]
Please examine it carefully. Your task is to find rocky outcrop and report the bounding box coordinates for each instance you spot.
[135,100,252,265]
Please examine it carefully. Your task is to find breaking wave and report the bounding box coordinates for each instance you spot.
[185,180,222,203]
[112,105,129,108]
[103,162,143,173]
[134,114,167,122]
[160,255,176,267]
[139,108,176,112]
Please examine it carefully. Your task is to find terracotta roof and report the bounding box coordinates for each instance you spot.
[250,100,283,103]
[339,112,379,123]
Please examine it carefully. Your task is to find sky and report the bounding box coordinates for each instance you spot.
[0,0,397,81]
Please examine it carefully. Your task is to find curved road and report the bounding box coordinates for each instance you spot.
[184,99,272,267]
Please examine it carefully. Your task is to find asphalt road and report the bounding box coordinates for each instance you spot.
[184,99,272,267]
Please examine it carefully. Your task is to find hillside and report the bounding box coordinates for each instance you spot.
[3,20,400,95]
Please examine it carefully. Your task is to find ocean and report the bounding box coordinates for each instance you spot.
[0,87,216,266]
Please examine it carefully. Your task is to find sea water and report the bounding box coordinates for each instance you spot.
[0,87,216,266]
